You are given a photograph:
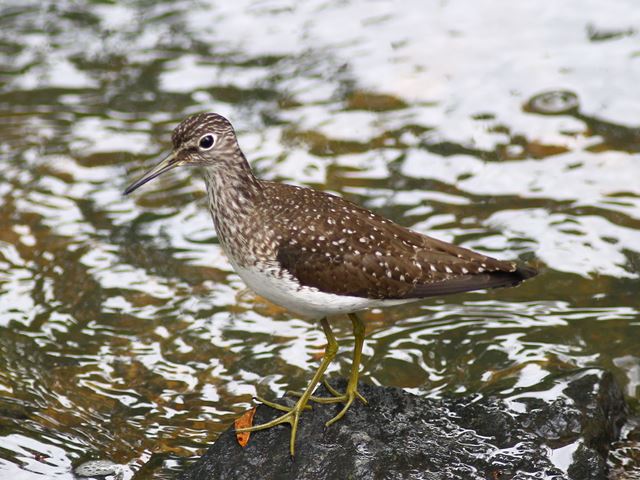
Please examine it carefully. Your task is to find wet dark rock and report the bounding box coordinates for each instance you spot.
[182,368,626,480]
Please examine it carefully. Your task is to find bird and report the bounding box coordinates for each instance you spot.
[123,112,537,456]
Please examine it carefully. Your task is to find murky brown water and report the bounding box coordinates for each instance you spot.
[1,1,639,478]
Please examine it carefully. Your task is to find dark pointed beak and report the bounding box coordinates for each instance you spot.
[123,151,181,195]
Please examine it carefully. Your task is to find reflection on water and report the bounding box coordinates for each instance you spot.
[0,0,639,478]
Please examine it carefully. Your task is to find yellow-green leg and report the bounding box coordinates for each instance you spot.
[288,312,368,425]
[235,317,338,456]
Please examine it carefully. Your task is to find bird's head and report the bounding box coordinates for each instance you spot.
[124,112,239,194]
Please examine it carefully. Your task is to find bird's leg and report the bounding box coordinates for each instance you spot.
[235,317,338,456]
[287,313,368,425]
[324,312,368,425]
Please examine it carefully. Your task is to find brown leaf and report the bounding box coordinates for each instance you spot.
[311,347,326,361]
[234,407,257,447]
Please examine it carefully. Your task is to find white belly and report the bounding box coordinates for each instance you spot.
[234,263,411,319]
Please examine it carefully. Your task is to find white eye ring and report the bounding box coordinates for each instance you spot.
[198,133,216,150]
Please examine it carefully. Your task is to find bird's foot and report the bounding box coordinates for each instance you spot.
[235,317,339,456]
[254,395,311,412]
[236,395,311,455]
[287,379,367,426]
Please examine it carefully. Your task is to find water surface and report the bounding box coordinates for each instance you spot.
[0,1,639,478]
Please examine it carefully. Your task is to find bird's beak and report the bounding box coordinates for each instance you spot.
[123,151,182,195]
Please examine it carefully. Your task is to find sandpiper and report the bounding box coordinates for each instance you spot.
[124,112,537,455]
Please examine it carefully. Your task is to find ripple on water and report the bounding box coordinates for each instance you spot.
[0,0,639,478]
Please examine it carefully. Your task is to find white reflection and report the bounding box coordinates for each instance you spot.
[489,209,640,278]
[160,55,271,92]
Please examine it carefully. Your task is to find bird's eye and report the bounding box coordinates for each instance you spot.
[199,134,215,150]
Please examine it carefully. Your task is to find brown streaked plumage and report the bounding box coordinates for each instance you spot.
[263,181,535,300]
[124,112,537,456]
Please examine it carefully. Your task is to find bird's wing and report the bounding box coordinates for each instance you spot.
[264,182,536,300]
[273,208,535,300]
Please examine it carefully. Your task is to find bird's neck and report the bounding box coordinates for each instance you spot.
[202,152,262,255]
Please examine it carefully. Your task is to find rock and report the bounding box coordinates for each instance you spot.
[181,368,627,480]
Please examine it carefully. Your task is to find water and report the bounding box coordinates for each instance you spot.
[0,1,639,478]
